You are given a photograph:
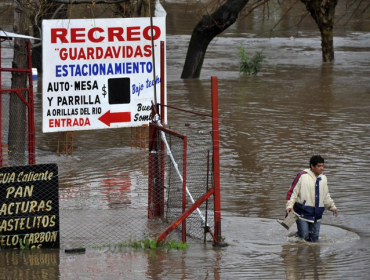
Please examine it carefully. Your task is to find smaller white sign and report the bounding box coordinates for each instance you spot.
[42,18,166,133]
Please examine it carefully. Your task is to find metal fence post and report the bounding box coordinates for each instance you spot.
[211,76,222,243]
[27,41,36,165]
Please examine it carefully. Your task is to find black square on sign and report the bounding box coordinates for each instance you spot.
[108,77,130,104]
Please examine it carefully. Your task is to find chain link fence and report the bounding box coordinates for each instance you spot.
[1,39,33,168]
[1,41,218,249]
[148,108,215,243]
[1,121,215,249]
[46,129,153,248]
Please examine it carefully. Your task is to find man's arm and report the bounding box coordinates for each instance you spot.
[285,173,303,215]
[324,192,338,216]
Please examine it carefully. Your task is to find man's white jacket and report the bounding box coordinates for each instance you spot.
[286,169,337,222]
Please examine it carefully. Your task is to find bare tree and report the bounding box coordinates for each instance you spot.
[9,0,29,164]
[181,0,250,79]
[181,0,370,78]
[300,0,338,62]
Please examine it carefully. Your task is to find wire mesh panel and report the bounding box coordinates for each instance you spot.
[1,40,34,167]
[2,40,159,248]
[162,133,186,224]
[1,38,220,246]
[149,105,216,243]
[177,125,214,241]
[148,124,187,241]
[1,92,30,167]
[45,130,153,248]
[0,121,217,248]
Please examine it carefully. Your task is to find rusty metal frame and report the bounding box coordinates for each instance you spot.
[0,40,36,166]
[149,77,222,244]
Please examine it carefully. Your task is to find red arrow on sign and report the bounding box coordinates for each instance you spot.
[98,110,131,127]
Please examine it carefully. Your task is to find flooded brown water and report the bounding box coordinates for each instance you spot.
[2,0,370,279]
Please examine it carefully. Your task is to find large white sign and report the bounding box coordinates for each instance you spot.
[42,18,166,133]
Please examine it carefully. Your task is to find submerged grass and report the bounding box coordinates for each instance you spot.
[92,238,189,250]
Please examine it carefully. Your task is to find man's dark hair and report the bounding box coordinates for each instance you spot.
[310,155,324,168]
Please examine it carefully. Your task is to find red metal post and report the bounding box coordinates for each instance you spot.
[160,41,165,124]
[157,188,215,243]
[0,42,2,167]
[159,41,166,217]
[1,68,29,73]
[211,76,222,243]
[159,135,164,218]
[148,124,154,219]
[27,41,36,165]
[0,40,36,166]
[149,123,188,223]
[160,142,165,217]
[148,122,163,218]
[182,136,187,243]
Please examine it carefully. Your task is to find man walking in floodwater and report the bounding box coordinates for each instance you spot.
[286,155,338,242]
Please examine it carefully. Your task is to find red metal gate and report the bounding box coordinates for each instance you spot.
[0,38,36,167]
[148,77,222,244]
